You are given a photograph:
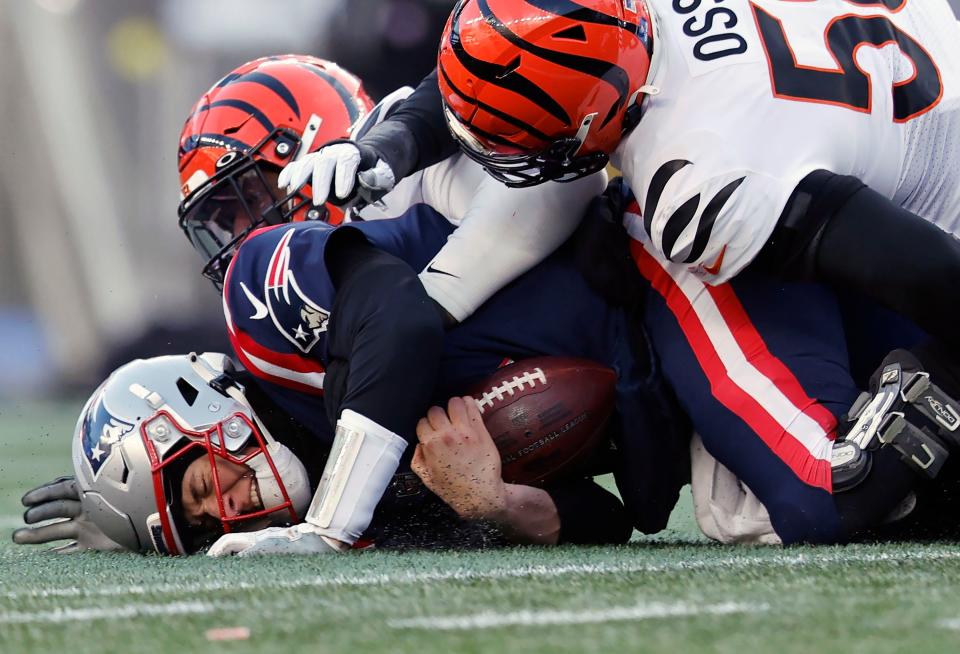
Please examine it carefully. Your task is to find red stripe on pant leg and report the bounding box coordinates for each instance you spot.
[632,242,832,491]
[703,283,839,437]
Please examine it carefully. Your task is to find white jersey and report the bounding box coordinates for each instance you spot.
[361,152,605,322]
[616,0,960,283]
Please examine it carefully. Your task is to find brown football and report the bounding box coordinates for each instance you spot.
[471,356,617,487]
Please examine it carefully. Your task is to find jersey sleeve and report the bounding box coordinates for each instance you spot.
[417,155,608,322]
[222,223,340,396]
[357,68,458,181]
[620,129,812,284]
[544,478,634,545]
[350,86,427,222]
[350,86,414,141]
[322,230,444,439]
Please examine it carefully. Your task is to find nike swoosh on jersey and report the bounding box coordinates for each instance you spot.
[425,262,460,278]
[240,281,269,320]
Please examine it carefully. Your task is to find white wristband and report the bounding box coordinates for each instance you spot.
[304,409,408,543]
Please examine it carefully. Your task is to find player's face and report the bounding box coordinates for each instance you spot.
[181,166,284,281]
[180,449,264,535]
[206,167,282,240]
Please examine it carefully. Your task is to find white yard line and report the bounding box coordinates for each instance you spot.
[0,600,228,625]
[4,548,960,601]
[389,601,767,630]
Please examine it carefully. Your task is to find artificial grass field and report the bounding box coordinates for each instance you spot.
[3,401,960,653]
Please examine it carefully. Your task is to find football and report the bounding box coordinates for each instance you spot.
[472,356,617,486]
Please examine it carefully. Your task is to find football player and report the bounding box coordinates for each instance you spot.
[17,218,960,551]
[409,173,960,547]
[167,54,625,555]
[13,205,690,554]
[16,48,683,552]
[292,0,960,346]
[176,39,960,552]
[278,2,960,544]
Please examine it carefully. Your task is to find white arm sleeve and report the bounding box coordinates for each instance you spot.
[418,156,608,322]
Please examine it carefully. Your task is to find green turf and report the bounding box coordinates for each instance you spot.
[3,401,960,654]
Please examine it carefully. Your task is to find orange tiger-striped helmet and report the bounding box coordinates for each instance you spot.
[178,55,374,287]
[438,0,653,187]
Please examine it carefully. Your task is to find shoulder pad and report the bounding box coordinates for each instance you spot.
[224,222,337,357]
[626,132,797,282]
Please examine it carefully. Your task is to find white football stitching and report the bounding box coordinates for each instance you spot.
[475,368,547,414]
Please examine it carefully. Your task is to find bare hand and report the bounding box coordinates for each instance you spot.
[411,396,507,520]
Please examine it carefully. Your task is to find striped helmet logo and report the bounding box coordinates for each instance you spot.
[644,159,745,264]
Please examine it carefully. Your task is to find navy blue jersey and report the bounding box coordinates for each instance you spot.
[223,204,455,402]
[223,203,689,533]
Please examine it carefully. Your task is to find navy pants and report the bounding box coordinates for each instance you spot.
[635,242,924,544]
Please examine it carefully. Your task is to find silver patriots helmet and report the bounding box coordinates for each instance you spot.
[71,352,312,554]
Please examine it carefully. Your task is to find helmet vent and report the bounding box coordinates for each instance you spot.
[176,377,200,406]
[497,56,522,80]
[120,463,130,485]
[552,25,587,42]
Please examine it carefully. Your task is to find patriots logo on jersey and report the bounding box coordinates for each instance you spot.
[264,227,331,353]
[79,388,134,478]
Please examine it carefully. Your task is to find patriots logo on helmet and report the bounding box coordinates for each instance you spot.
[264,227,330,353]
[79,388,134,478]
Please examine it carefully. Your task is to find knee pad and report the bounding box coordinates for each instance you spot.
[831,350,959,491]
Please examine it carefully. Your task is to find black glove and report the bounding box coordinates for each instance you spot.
[12,476,124,553]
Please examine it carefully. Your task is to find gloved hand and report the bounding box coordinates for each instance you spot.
[206,523,349,557]
[11,476,125,553]
[277,141,396,209]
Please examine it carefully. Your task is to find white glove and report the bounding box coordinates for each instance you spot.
[206,523,348,557]
[12,476,125,553]
[277,142,396,208]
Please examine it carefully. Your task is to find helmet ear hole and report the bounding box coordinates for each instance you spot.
[176,377,200,406]
[552,25,587,41]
